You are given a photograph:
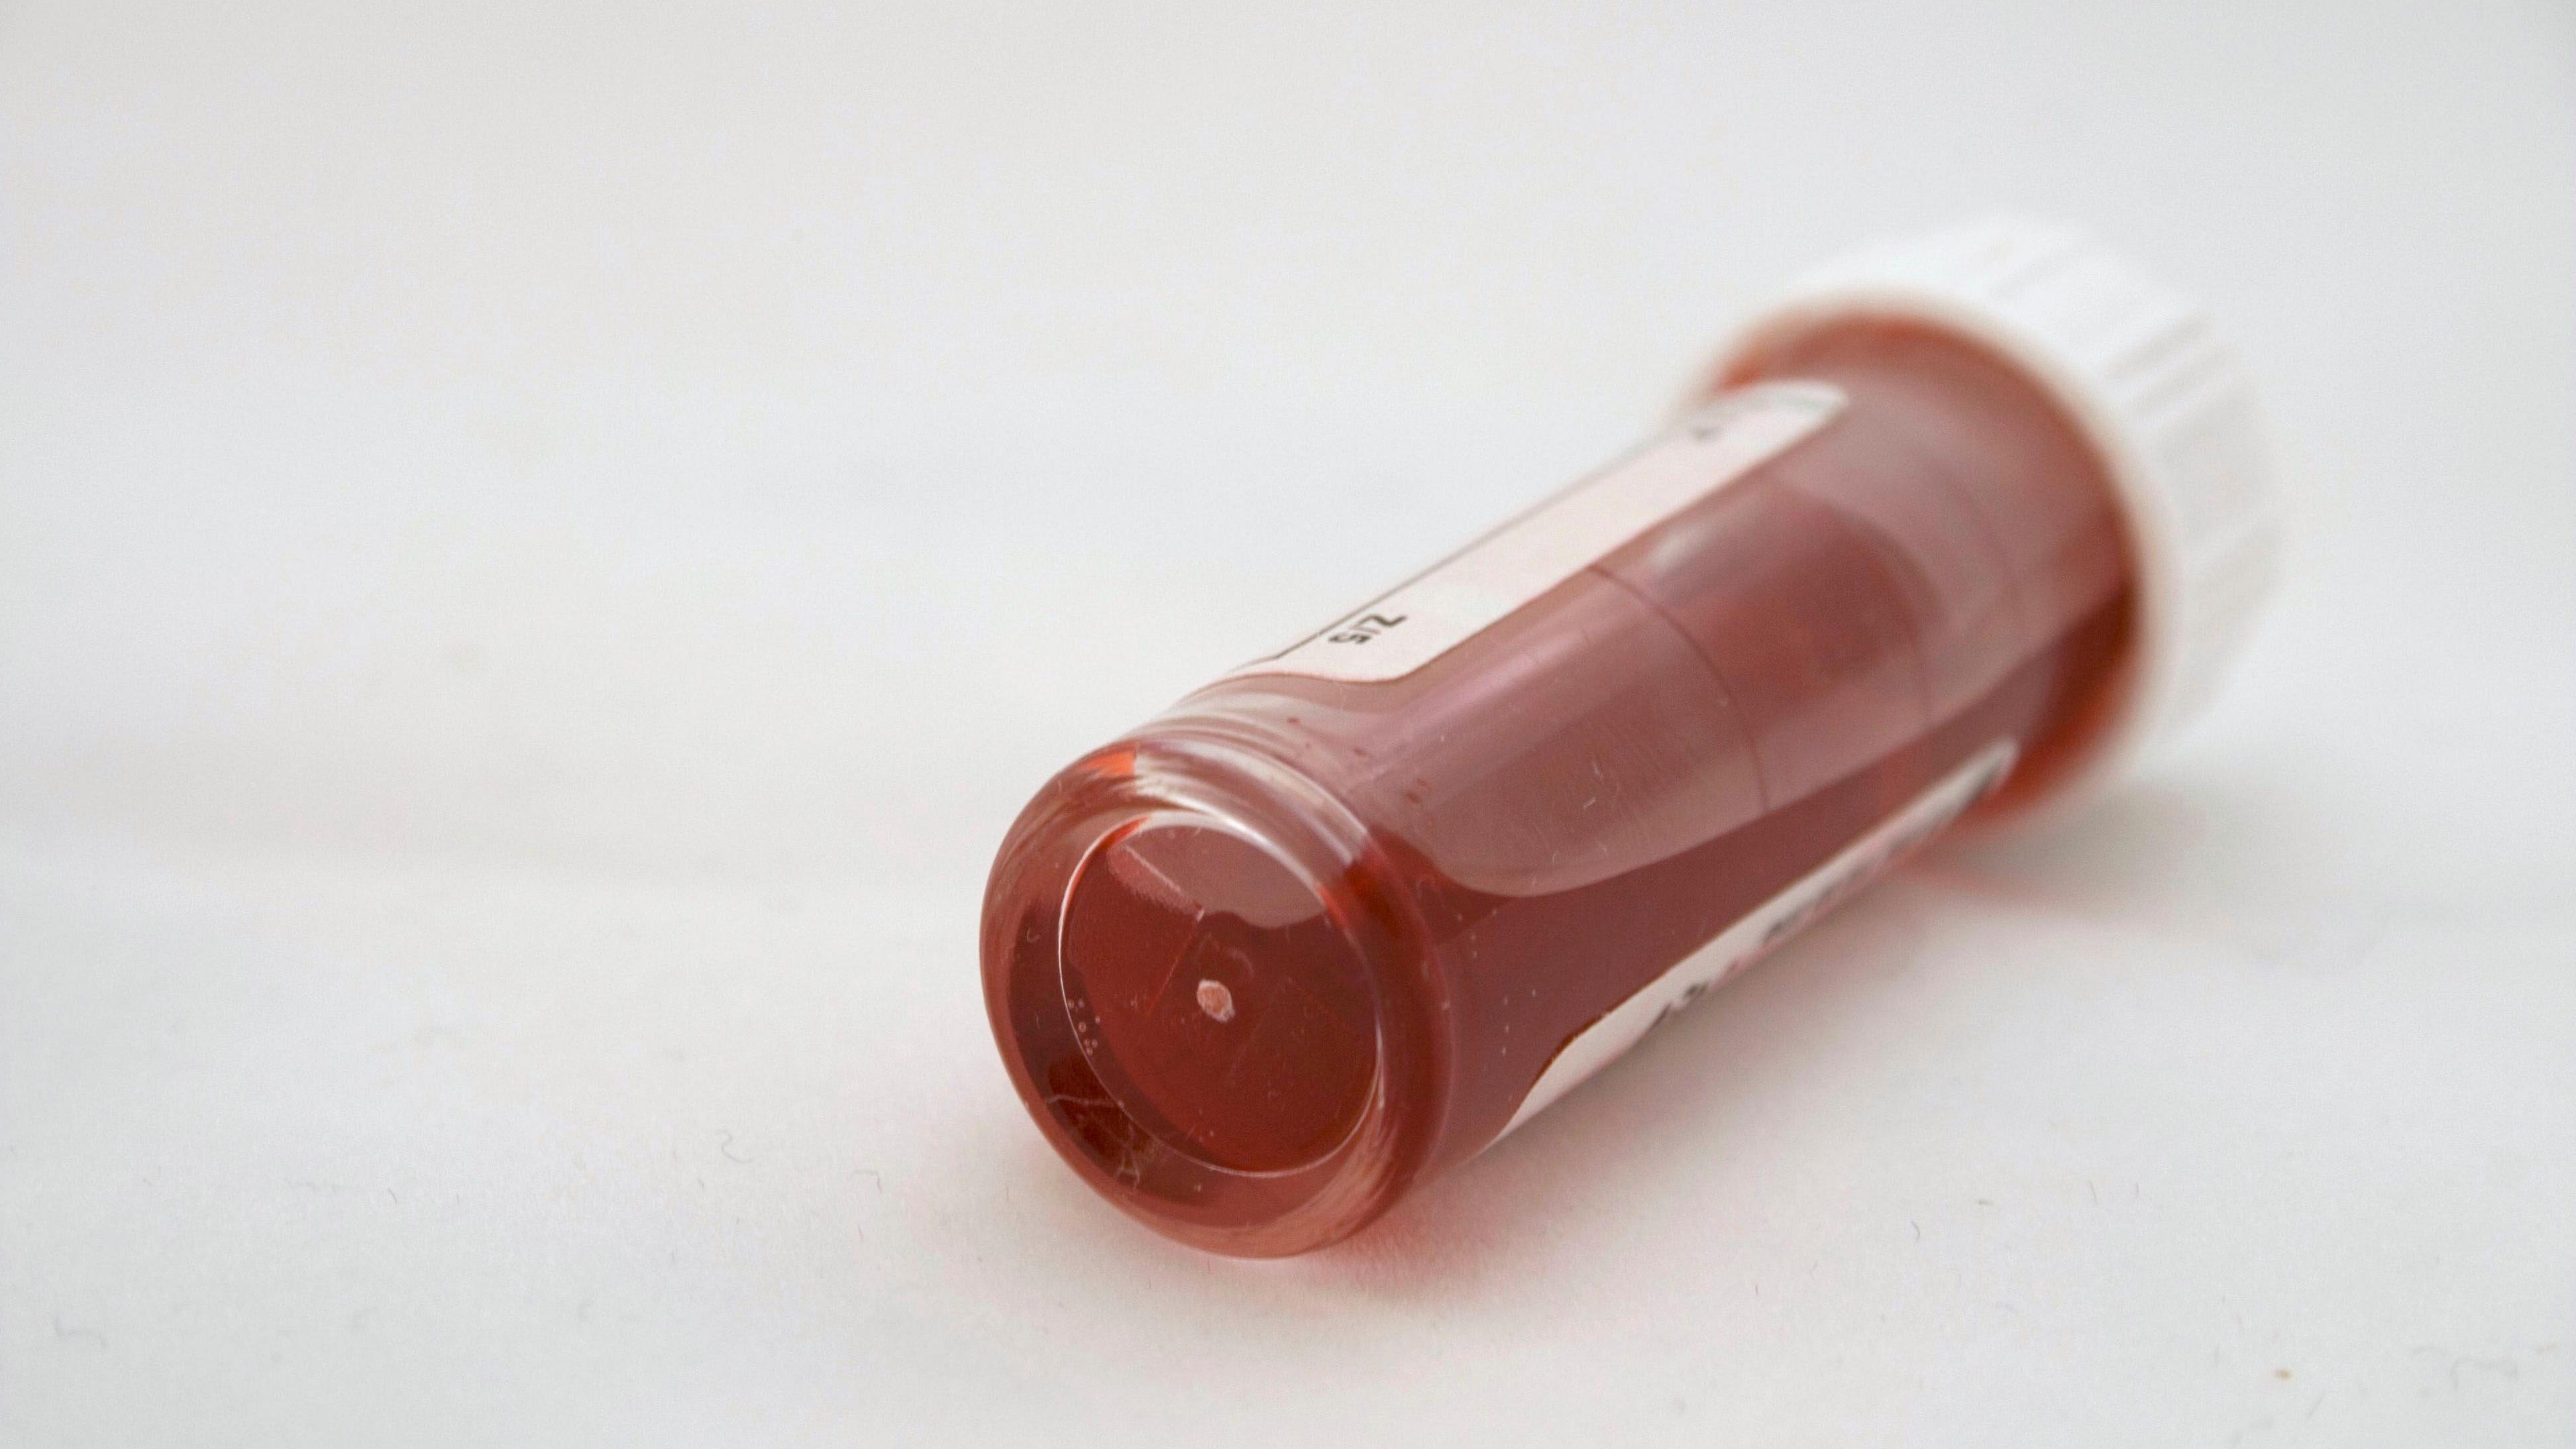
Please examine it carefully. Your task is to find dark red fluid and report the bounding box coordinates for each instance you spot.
[983,319,2137,1255]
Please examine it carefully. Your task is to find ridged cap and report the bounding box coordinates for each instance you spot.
[1712,217,2283,806]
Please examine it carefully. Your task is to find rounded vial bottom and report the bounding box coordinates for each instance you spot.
[1057,818,1379,1176]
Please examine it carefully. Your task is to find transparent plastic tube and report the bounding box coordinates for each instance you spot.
[980,223,2273,1256]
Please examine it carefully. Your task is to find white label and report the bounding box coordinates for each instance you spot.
[1499,741,2019,1138]
[1230,382,1845,685]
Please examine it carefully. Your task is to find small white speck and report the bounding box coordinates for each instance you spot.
[1195,979,1236,1023]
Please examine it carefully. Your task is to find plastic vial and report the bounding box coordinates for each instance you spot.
[981,221,2279,1256]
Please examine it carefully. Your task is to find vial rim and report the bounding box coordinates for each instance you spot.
[979,731,1452,1256]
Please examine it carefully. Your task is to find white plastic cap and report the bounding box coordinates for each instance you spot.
[1708,217,2283,808]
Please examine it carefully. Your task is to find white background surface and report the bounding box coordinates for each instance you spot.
[5,2,2572,1443]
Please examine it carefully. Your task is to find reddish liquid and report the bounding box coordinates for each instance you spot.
[983,320,2135,1255]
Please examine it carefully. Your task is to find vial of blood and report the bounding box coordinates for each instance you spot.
[981,220,2280,1256]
